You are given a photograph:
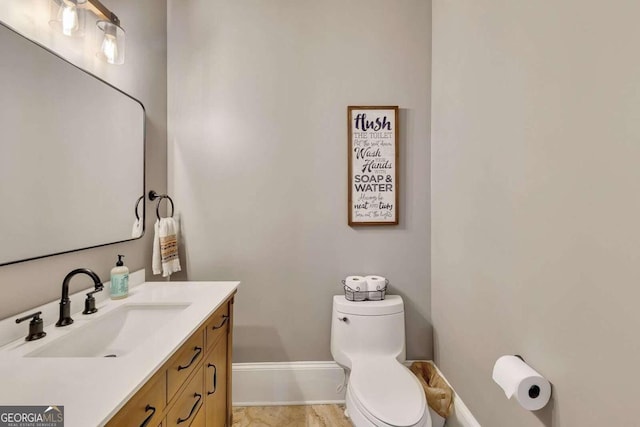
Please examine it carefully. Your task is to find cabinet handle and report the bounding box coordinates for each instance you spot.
[207,363,217,395]
[140,405,156,427]
[212,315,229,330]
[177,346,202,371]
[177,393,202,424]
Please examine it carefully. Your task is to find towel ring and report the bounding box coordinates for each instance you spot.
[134,195,144,221]
[148,191,174,220]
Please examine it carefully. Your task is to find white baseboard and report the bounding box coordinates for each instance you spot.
[232,361,481,426]
[232,362,347,406]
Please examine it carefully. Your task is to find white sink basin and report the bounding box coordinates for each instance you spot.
[26,303,190,358]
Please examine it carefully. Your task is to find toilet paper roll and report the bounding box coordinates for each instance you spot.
[492,355,551,411]
[345,276,366,291]
[365,275,386,291]
[345,276,366,301]
[364,275,386,301]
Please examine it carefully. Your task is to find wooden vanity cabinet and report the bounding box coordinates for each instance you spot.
[106,295,234,427]
[166,366,204,427]
[105,374,165,427]
[204,337,227,427]
[167,332,204,402]
[189,407,206,427]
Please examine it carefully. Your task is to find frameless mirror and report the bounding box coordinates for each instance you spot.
[0,22,145,266]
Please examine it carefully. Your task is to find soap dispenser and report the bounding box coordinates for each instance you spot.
[110,254,129,299]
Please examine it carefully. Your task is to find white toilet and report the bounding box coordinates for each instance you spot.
[331,295,431,427]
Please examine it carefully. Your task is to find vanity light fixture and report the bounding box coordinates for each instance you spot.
[49,0,87,37]
[49,0,125,65]
[89,0,126,65]
[95,18,125,64]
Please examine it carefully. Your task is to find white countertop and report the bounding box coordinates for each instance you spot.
[0,279,239,427]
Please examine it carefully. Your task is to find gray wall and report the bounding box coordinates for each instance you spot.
[432,1,640,426]
[168,0,432,362]
[0,0,167,320]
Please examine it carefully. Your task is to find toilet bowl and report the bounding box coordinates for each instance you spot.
[331,295,431,427]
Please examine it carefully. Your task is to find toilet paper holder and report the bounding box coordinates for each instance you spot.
[493,354,551,411]
[342,279,388,302]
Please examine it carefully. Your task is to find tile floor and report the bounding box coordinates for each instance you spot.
[232,404,353,427]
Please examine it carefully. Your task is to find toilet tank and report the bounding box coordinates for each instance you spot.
[331,295,406,369]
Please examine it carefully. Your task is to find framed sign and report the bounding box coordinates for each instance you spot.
[348,106,399,225]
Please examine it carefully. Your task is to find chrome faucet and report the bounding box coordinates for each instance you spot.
[56,268,103,327]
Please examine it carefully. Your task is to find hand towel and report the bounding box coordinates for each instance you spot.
[152,217,182,277]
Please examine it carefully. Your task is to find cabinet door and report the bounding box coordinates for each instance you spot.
[204,339,228,427]
[166,366,204,427]
[106,374,165,427]
[190,406,206,427]
[206,302,229,351]
[167,331,205,402]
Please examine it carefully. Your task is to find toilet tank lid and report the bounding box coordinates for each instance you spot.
[333,295,404,315]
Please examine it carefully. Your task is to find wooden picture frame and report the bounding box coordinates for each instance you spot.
[348,106,399,226]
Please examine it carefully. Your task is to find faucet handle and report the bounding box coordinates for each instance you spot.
[82,288,103,315]
[15,311,42,324]
[15,311,47,341]
[86,288,103,297]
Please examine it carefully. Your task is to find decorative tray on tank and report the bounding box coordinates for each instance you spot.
[342,279,388,302]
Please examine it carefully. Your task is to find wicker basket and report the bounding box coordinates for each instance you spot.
[342,279,388,302]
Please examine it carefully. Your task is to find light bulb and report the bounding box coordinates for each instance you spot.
[61,4,78,36]
[101,33,118,64]
[96,20,125,65]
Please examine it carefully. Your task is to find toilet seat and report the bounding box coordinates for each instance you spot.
[348,357,427,427]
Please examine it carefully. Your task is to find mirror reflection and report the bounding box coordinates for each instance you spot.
[0,22,145,266]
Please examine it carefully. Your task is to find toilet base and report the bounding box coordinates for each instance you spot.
[345,386,431,427]
[345,387,377,427]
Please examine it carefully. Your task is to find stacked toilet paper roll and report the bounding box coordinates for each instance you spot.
[345,276,367,301]
[365,275,386,300]
[492,355,551,411]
